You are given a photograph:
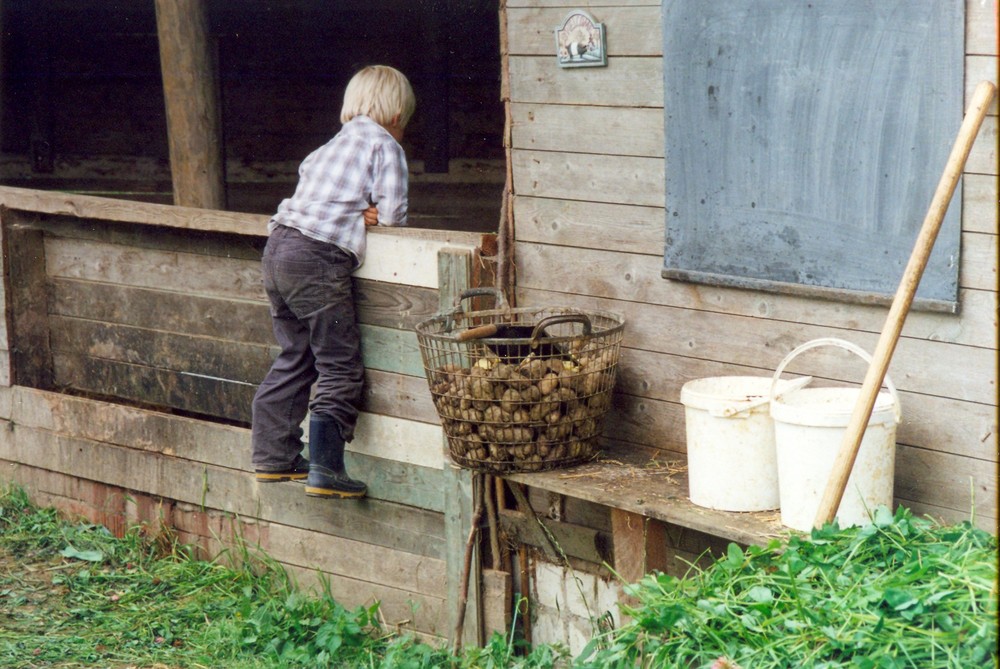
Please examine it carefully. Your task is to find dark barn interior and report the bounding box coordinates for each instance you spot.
[0,0,504,232]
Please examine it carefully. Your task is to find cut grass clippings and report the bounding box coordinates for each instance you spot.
[1,482,996,668]
[577,505,998,668]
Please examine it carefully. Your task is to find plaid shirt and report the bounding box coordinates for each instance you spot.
[268,115,408,268]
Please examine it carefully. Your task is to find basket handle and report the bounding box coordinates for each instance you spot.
[454,313,591,344]
[770,337,901,423]
[452,287,506,313]
[442,287,508,332]
[530,313,592,340]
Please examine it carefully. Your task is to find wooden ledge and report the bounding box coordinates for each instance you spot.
[504,443,791,549]
[0,185,486,248]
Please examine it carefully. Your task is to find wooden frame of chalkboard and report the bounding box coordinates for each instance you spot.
[661,1,965,313]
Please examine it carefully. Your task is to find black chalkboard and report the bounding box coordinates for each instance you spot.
[661,1,965,312]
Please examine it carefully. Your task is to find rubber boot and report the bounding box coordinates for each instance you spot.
[305,415,367,499]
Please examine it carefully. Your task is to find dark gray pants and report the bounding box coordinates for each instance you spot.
[251,225,364,472]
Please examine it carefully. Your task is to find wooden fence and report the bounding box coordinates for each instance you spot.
[0,186,501,645]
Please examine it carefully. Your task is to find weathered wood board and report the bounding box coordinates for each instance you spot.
[0,187,490,643]
[504,0,998,544]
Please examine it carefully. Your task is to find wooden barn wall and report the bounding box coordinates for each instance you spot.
[0,186,494,645]
[0,0,505,228]
[504,0,998,533]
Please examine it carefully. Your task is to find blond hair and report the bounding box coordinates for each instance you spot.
[340,65,416,129]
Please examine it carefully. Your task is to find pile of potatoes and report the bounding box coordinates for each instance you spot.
[428,338,619,473]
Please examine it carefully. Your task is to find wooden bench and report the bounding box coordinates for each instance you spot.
[503,442,789,585]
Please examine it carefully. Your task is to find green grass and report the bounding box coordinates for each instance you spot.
[0,484,565,668]
[1,483,995,669]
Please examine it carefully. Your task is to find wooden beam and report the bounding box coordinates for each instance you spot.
[610,508,670,603]
[154,0,226,209]
[438,247,484,647]
[2,211,52,389]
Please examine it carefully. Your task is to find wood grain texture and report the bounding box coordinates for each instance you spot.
[508,56,663,107]
[0,414,448,558]
[516,247,997,346]
[610,509,669,586]
[3,223,53,388]
[154,0,226,209]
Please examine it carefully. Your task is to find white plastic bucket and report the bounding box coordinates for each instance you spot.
[681,375,811,512]
[770,338,900,532]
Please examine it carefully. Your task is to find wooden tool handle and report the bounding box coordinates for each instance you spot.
[455,324,498,342]
[813,80,997,528]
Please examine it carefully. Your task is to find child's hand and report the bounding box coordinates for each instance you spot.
[363,206,379,226]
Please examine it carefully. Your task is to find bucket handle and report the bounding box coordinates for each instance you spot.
[715,375,813,418]
[770,337,901,424]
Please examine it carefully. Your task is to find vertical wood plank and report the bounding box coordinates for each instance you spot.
[2,211,52,389]
[154,0,226,209]
[610,508,669,603]
[438,247,483,646]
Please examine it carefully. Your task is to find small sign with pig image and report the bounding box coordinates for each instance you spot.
[555,10,606,68]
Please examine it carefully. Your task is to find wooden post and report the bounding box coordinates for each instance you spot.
[610,509,669,606]
[2,210,53,389]
[813,81,998,528]
[154,0,226,210]
[438,247,483,648]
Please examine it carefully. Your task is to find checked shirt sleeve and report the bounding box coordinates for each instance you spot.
[370,140,409,227]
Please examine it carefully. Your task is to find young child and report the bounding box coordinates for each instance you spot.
[251,65,415,499]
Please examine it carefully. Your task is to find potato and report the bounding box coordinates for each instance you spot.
[580,371,603,397]
[524,454,544,472]
[538,373,559,396]
[521,357,547,380]
[558,367,582,392]
[448,436,468,456]
[521,385,542,404]
[556,386,579,410]
[450,420,472,436]
[432,363,465,384]
[574,417,597,439]
[500,387,522,413]
[566,439,583,459]
[469,376,495,402]
[546,443,567,462]
[545,416,572,441]
[483,405,505,424]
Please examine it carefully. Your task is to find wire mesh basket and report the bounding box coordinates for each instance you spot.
[416,288,625,474]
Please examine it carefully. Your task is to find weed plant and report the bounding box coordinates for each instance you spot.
[577,506,998,668]
[1,484,995,668]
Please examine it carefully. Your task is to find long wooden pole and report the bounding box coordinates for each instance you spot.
[154,0,226,210]
[813,80,997,528]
